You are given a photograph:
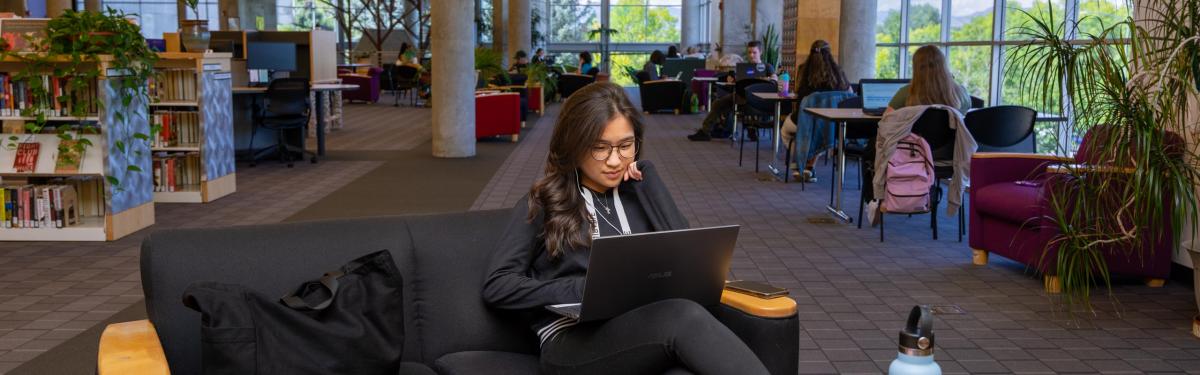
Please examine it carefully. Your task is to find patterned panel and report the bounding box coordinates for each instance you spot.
[202,71,235,180]
[782,0,799,74]
[102,77,154,214]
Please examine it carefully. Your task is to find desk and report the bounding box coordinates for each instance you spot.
[233,83,358,157]
[751,92,800,180]
[805,108,882,223]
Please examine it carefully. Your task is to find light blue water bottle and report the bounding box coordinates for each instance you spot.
[889,306,941,375]
[778,70,790,96]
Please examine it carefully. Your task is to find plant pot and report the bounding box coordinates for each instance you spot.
[179,20,210,53]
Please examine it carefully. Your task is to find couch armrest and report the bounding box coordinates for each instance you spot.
[338,73,371,79]
[98,320,170,375]
[719,290,797,318]
[972,152,1072,162]
[970,153,1068,191]
[713,292,799,375]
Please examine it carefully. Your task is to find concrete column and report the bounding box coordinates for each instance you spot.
[431,0,477,158]
[492,0,508,66]
[681,0,701,49]
[720,0,752,56]
[47,0,70,17]
[752,0,782,44]
[838,0,876,82]
[508,0,531,65]
[404,0,420,46]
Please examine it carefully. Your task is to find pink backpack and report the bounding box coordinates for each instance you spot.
[882,133,934,213]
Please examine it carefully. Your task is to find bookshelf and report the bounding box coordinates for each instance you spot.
[151,52,235,204]
[0,56,154,241]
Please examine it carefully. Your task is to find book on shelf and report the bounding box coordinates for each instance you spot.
[12,141,38,173]
[152,110,199,148]
[54,139,83,173]
[153,152,201,192]
[150,69,197,103]
[0,73,98,117]
[0,179,84,229]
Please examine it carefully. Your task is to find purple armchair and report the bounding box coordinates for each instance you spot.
[969,127,1179,293]
[691,69,717,110]
[338,67,383,103]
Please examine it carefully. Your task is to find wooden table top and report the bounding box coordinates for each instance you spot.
[751,92,799,101]
[804,107,882,121]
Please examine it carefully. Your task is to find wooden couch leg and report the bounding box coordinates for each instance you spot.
[1145,278,1166,287]
[971,249,988,266]
[510,134,519,143]
[1044,275,1061,294]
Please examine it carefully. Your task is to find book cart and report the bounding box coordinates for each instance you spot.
[0,55,154,241]
[149,52,235,203]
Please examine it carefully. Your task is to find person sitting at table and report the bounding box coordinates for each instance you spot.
[642,50,666,81]
[705,44,723,70]
[885,45,972,114]
[578,51,596,75]
[684,46,704,59]
[688,41,776,141]
[666,45,681,59]
[532,48,547,64]
[396,43,418,66]
[781,40,852,181]
[510,50,530,74]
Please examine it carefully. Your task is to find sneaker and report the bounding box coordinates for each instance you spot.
[791,170,817,183]
[687,131,712,141]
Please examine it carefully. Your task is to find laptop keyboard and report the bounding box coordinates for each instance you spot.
[546,303,582,319]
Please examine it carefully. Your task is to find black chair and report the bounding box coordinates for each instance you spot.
[636,71,687,114]
[970,95,985,109]
[861,109,955,241]
[729,78,773,142]
[965,105,1037,153]
[249,78,315,168]
[557,73,595,100]
[737,82,778,172]
[386,64,421,107]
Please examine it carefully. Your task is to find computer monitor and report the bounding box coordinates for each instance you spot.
[859,79,910,110]
[246,42,297,72]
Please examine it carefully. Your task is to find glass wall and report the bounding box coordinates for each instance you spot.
[277,0,337,31]
[547,0,687,86]
[874,0,1132,153]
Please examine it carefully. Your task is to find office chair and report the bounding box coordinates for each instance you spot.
[249,78,315,168]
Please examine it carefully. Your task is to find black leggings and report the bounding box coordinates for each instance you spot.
[539,299,770,375]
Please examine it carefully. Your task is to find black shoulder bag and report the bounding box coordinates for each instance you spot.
[183,250,405,375]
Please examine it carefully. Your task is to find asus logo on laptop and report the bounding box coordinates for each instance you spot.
[647,271,673,279]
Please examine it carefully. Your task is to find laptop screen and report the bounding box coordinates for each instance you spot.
[735,63,769,80]
[861,81,908,109]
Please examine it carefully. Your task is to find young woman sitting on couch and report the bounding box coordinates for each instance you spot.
[482,82,769,375]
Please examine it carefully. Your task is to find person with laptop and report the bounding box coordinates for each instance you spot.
[780,40,852,180]
[642,50,666,81]
[688,40,776,141]
[482,82,769,375]
[885,45,972,114]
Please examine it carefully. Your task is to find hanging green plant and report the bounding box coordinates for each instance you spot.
[1,9,158,188]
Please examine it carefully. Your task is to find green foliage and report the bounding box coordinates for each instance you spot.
[2,9,158,187]
[182,0,201,19]
[607,0,679,43]
[759,24,780,69]
[280,0,338,31]
[1009,0,1200,313]
[549,0,599,43]
[475,47,507,84]
[524,63,556,98]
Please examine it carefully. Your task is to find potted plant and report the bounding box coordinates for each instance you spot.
[759,24,780,69]
[1008,1,1200,318]
[475,47,507,86]
[179,0,210,52]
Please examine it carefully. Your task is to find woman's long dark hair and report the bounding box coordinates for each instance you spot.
[579,51,593,65]
[650,50,665,65]
[800,40,850,91]
[528,82,645,257]
[666,45,680,58]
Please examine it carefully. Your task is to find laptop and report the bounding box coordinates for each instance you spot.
[859,79,909,116]
[735,62,771,81]
[545,225,740,322]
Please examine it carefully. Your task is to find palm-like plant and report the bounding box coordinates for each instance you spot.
[475,47,508,85]
[1008,0,1200,312]
[759,24,780,69]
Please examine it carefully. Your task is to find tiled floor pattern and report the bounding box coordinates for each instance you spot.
[305,99,432,152]
[472,93,1200,374]
[0,99,440,372]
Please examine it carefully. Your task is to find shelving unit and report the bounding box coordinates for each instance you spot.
[150,52,235,204]
[0,55,154,241]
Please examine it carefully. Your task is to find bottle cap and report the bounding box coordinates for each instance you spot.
[898,305,935,356]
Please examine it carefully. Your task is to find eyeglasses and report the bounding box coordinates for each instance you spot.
[590,141,637,161]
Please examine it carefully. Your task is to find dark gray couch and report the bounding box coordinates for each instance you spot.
[141,210,798,375]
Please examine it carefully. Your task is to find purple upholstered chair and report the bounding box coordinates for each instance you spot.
[691,69,717,109]
[338,67,383,103]
[969,126,1181,293]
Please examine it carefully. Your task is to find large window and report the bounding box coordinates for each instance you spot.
[277,0,337,31]
[874,0,1132,153]
[80,0,219,38]
[547,0,687,86]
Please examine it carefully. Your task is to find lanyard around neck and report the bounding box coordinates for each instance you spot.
[581,188,631,238]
